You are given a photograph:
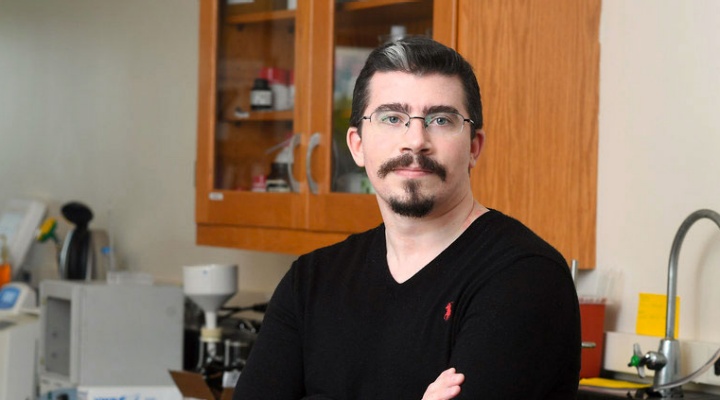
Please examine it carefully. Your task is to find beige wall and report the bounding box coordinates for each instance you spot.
[0,0,293,300]
[2,0,720,339]
[588,0,720,340]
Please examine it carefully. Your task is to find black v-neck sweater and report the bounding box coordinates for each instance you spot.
[235,210,580,399]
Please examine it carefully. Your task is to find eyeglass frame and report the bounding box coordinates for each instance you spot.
[360,109,475,136]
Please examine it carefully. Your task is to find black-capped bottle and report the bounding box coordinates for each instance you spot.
[250,78,272,110]
[266,162,291,192]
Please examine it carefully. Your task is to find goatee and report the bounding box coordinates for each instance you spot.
[377,153,446,218]
[388,180,435,218]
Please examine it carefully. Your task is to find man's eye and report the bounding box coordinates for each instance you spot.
[380,113,405,125]
[428,115,452,126]
[435,117,449,126]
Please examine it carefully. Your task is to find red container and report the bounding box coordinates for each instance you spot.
[579,300,606,378]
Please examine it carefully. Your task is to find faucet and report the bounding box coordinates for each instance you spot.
[629,209,720,397]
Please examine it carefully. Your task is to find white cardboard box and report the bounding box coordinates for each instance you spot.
[76,386,182,400]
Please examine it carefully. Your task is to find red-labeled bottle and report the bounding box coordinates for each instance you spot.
[0,235,11,288]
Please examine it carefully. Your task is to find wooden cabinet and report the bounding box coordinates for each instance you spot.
[459,0,601,269]
[195,0,600,269]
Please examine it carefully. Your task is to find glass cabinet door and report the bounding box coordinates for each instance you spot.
[331,1,435,194]
[305,0,442,232]
[197,0,306,230]
[196,0,453,240]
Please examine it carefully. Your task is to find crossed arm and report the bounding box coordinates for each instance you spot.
[422,368,465,400]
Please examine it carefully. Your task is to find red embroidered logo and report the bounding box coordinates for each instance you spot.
[444,302,454,321]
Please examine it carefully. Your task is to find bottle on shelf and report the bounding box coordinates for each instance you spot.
[0,234,11,287]
[265,135,298,192]
[262,67,291,111]
[250,78,273,111]
[287,69,295,110]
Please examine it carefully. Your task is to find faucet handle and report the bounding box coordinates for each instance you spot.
[628,343,647,378]
[628,342,668,379]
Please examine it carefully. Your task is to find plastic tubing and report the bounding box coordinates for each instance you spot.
[653,345,720,391]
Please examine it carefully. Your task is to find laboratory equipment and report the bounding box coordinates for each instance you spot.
[57,202,110,280]
[0,198,47,277]
[37,280,183,395]
[182,264,238,389]
[0,282,40,400]
[629,209,720,397]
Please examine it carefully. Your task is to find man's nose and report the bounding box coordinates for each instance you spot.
[403,117,431,152]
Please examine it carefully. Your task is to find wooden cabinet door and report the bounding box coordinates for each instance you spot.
[196,0,306,232]
[458,0,601,268]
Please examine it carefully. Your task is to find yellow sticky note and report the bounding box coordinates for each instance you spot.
[636,293,680,337]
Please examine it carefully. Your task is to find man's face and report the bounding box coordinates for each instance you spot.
[347,71,484,218]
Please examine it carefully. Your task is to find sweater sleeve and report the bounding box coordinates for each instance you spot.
[233,263,305,400]
[449,256,581,400]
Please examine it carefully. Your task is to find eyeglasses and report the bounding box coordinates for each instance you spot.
[361,110,474,136]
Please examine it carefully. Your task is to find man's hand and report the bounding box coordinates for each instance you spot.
[422,368,465,400]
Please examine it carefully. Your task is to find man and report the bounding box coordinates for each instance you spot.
[234,37,580,399]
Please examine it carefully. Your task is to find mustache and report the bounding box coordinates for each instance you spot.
[377,153,447,181]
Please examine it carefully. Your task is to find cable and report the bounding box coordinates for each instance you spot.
[652,345,720,392]
[218,302,269,319]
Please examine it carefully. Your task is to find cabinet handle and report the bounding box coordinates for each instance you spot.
[306,132,321,195]
[571,259,578,287]
[287,133,301,192]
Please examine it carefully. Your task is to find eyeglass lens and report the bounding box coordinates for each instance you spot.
[371,111,467,135]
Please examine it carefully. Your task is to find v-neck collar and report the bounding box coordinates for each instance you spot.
[368,210,497,287]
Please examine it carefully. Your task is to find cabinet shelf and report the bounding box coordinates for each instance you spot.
[224,0,422,25]
[338,0,422,12]
[225,9,295,24]
[226,110,294,122]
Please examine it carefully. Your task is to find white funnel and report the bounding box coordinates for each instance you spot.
[183,264,238,330]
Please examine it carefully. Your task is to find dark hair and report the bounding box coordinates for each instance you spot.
[349,36,483,138]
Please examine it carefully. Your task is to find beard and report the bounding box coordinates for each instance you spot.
[388,179,435,218]
[378,153,446,218]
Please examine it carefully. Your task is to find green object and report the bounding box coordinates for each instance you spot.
[37,218,59,243]
[628,354,641,367]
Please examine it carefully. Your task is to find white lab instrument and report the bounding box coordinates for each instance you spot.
[77,385,181,400]
[38,280,184,395]
[183,264,238,332]
[183,264,238,374]
[0,282,40,400]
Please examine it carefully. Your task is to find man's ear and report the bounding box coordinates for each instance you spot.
[347,127,365,167]
[469,129,485,169]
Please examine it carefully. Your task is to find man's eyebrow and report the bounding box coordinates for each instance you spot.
[370,103,461,115]
[373,103,409,113]
[424,105,460,115]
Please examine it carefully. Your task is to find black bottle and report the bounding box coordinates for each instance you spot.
[250,78,272,110]
[266,162,291,192]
